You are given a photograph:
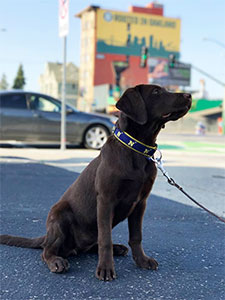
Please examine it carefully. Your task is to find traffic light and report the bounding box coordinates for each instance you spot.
[140,46,148,68]
[168,54,176,68]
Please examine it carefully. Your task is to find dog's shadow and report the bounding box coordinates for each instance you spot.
[1,162,224,300]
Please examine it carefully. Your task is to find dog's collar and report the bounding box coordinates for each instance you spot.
[113,127,157,158]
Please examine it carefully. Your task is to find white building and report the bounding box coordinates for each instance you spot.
[39,62,79,107]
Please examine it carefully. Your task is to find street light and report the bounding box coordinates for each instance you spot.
[202,37,225,49]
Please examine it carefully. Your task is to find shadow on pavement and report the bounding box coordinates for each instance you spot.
[0,163,224,300]
[0,143,83,149]
[0,156,94,165]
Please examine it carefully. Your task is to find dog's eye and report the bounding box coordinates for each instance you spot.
[152,88,160,95]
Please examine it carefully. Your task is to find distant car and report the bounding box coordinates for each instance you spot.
[0,90,116,149]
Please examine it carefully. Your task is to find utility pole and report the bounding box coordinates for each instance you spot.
[59,0,69,150]
[191,63,225,135]
[61,37,67,150]
[202,37,225,134]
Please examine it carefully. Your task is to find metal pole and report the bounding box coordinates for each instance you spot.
[203,38,225,49]
[223,90,225,135]
[191,64,225,88]
[60,36,66,150]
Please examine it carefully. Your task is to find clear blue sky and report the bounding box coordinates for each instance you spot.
[1,0,225,99]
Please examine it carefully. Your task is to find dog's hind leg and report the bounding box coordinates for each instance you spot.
[41,201,78,273]
[87,244,128,256]
[41,220,72,273]
[42,250,69,273]
[113,244,129,256]
[42,228,69,273]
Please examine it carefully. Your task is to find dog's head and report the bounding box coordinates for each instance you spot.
[116,84,192,130]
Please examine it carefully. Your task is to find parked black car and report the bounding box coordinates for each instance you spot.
[0,91,115,149]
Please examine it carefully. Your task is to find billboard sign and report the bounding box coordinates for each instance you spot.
[59,0,69,37]
[168,61,191,86]
[148,58,191,86]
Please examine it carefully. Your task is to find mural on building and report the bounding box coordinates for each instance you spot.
[94,9,181,113]
[96,10,180,58]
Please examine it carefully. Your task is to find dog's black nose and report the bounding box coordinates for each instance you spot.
[183,93,192,99]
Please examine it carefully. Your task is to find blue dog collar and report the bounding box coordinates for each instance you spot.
[113,127,157,158]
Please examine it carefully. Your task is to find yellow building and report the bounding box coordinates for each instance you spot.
[76,3,181,112]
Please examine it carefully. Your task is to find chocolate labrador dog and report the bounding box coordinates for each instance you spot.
[0,84,191,281]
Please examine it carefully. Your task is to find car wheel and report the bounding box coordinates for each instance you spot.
[84,125,109,150]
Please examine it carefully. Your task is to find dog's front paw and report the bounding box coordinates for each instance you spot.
[48,257,70,273]
[95,263,117,281]
[135,255,158,270]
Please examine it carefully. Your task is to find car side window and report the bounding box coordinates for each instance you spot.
[37,97,60,112]
[0,94,28,109]
[28,95,61,112]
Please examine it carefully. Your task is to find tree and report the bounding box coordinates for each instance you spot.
[12,64,26,89]
[0,73,9,90]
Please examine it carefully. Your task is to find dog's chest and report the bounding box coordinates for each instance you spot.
[113,199,138,226]
[112,175,155,226]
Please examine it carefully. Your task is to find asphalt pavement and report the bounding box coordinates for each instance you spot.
[0,133,225,300]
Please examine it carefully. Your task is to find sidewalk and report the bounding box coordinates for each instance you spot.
[0,134,225,217]
[157,132,225,154]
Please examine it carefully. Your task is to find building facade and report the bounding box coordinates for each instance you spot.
[39,62,79,107]
[76,3,181,112]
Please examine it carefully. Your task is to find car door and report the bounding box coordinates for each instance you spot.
[0,92,35,141]
[27,94,61,141]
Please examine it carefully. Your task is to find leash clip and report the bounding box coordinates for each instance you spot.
[150,150,174,185]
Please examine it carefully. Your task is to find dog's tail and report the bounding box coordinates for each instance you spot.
[0,235,45,249]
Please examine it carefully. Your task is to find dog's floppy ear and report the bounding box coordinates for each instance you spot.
[116,87,148,125]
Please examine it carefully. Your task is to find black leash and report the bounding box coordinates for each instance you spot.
[150,150,225,224]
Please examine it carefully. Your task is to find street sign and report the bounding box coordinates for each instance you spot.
[59,0,69,37]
